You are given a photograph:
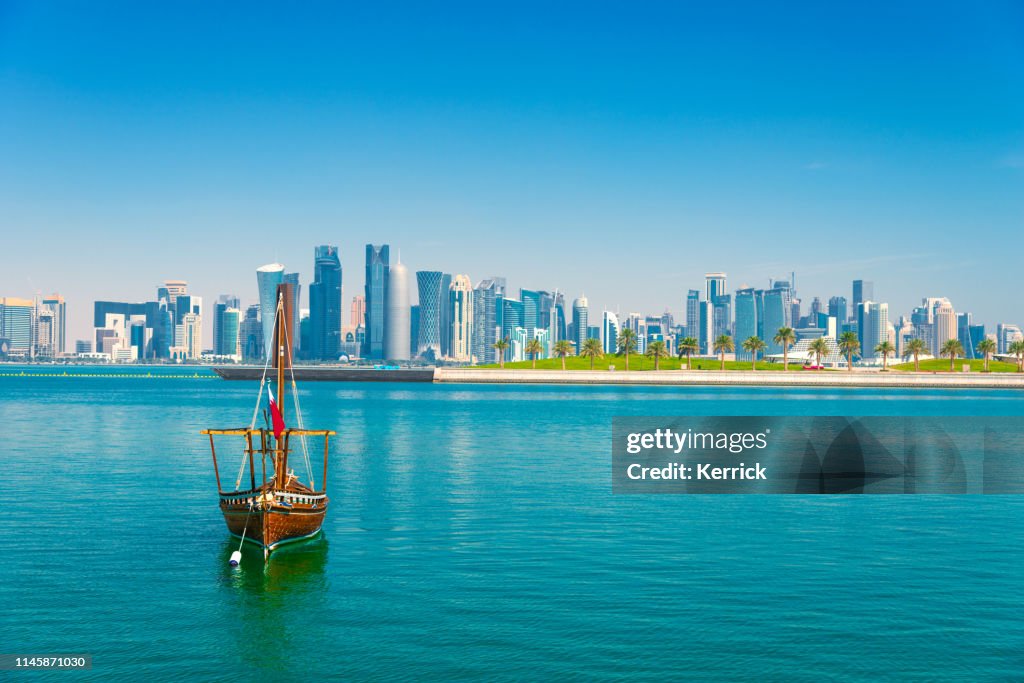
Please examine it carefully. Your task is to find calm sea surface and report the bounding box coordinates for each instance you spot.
[3,367,1023,681]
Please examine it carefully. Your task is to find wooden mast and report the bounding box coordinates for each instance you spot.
[273,283,294,490]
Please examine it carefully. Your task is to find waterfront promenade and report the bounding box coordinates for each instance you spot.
[434,368,1024,389]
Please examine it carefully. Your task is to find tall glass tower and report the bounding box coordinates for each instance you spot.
[385,257,410,360]
[256,263,285,357]
[364,245,390,360]
[572,296,589,354]
[416,270,445,358]
[310,245,342,360]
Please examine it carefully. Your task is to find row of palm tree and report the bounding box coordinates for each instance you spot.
[493,329,1024,373]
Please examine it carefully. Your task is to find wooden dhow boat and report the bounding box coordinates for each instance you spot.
[203,283,334,562]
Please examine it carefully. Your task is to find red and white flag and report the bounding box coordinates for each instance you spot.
[267,385,286,439]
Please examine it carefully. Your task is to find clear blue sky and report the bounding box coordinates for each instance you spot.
[2,1,1022,344]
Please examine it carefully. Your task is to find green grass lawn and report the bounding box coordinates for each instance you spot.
[889,358,1021,373]
[478,355,820,371]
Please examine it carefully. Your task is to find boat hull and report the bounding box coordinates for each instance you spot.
[222,499,328,551]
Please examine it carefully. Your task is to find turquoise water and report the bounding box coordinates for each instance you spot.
[3,371,1023,681]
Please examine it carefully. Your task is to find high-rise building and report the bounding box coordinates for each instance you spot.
[256,263,285,357]
[827,296,848,327]
[449,275,474,362]
[572,296,589,354]
[309,245,342,361]
[239,305,264,360]
[364,245,390,360]
[0,297,35,356]
[213,295,240,357]
[351,295,366,328]
[500,298,523,360]
[472,277,505,364]
[438,273,453,358]
[852,280,873,318]
[283,272,301,352]
[385,257,410,360]
[416,270,445,358]
[75,340,92,354]
[409,305,420,356]
[734,288,759,360]
[997,323,1023,354]
[762,282,792,354]
[602,310,620,354]
[38,294,66,356]
[705,273,727,303]
[163,280,188,307]
[857,301,889,360]
[685,290,700,341]
[957,313,980,360]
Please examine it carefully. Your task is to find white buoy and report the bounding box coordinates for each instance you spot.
[229,550,242,567]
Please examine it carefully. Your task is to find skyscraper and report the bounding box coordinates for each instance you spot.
[705,272,727,303]
[762,282,792,354]
[472,278,505,364]
[572,296,589,354]
[39,294,66,356]
[734,288,758,360]
[827,296,848,327]
[385,257,410,360]
[213,294,240,357]
[284,272,301,352]
[857,301,889,359]
[602,310,620,354]
[438,273,452,357]
[449,274,474,362]
[686,289,700,341]
[364,245,390,360]
[852,280,874,318]
[0,297,34,356]
[256,263,285,357]
[416,270,445,358]
[239,305,263,359]
[351,295,366,328]
[309,245,342,361]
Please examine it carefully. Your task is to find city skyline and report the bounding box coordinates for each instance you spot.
[5,249,1024,353]
[3,3,1023,343]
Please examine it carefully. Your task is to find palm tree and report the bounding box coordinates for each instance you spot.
[807,337,830,369]
[976,338,997,372]
[773,327,796,371]
[552,339,574,371]
[874,340,895,372]
[903,338,928,372]
[492,338,510,369]
[580,337,603,370]
[838,331,860,372]
[1010,339,1024,373]
[525,338,543,369]
[713,334,734,371]
[742,336,767,370]
[645,340,669,370]
[676,336,699,370]
[617,328,638,371]
[940,338,964,372]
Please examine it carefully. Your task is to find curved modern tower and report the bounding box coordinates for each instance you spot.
[416,270,444,358]
[256,263,285,358]
[385,259,411,360]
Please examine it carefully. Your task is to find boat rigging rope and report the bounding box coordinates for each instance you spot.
[234,302,278,490]
[281,310,316,488]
